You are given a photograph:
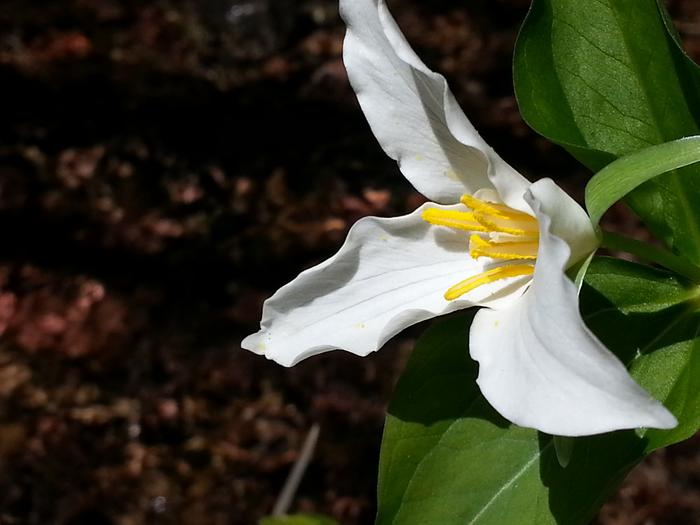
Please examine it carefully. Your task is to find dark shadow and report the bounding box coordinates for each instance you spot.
[537,430,648,524]
[580,280,700,365]
[386,310,508,428]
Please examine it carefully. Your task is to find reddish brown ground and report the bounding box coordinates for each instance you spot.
[0,1,698,524]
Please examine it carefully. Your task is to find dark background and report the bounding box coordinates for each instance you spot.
[0,0,698,524]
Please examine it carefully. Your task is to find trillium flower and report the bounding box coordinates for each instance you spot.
[242,0,677,436]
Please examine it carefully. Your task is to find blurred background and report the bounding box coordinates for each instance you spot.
[0,0,699,523]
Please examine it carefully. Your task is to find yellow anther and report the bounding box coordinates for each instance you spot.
[444,264,535,300]
[469,234,539,260]
[460,194,509,216]
[460,194,539,237]
[460,194,533,219]
[472,211,539,236]
[421,208,488,232]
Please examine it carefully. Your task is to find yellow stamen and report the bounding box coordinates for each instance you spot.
[444,264,535,300]
[422,195,541,300]
[421,208,488,232]
[469,234,539,260]
[460,194,533,219]
[459,194,539,236]
[472,211,540,236]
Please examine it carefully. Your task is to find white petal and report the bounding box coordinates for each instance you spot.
[340,0,528,203]
[469,184,677,436]
[242,204,529,366]
[527,178,599,266]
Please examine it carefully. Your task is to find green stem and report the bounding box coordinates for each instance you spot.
[600,230,700,282]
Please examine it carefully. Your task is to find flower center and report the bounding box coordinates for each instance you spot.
[421,194,540,300]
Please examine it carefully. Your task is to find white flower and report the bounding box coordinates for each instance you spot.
[242,0,677,436]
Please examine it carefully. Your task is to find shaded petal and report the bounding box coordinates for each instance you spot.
[340,0,528,203]
[469,183,677,436]
[242,204,529,366]
[528,178,599,265]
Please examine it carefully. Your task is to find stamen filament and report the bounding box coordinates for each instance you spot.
[469,234,539,260]
[421,208,488,232]
[445,264,535,300]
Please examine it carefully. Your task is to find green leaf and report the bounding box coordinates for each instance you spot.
[514,0,700,264]
[599,231,700,283]
[581,258,700,450]
[377,259,700,524]
[585,136,700,225]
[260,514,339,525]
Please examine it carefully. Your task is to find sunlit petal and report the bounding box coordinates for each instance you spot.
[243,204,528,366]
[469,181,676,435]
[340,0,529,204]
